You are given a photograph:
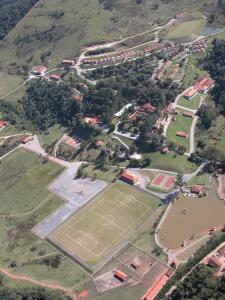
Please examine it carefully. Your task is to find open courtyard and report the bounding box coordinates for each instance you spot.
[49,182,159,269]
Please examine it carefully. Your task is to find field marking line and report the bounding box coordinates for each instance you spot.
[64,233,101,258]
[91,210,126,232]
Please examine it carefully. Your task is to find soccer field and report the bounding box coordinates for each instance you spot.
[49,182,159,268]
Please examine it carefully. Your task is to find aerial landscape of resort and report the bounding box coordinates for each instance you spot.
[1,0,225,299]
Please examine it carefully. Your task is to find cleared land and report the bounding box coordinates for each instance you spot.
[167,19,205,39]
[0,148,63,214]
[159,184,225,249]
[178,94,201,110]
[166,109,193,150]
[50,182,159,268]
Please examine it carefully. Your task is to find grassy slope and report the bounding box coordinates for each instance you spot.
[0,0,215,99]
[0,149,88,289]
[0,148,63,214]
[167,19,206,39]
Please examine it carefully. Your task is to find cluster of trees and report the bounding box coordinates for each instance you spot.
[168,264,225,299]
[204,39,225,115]
[86,57,178,138]
[0,287,67,300]
[0,0,38,41]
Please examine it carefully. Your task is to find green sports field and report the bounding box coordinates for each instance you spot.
[49,182,159,268]
[0,148,63,214]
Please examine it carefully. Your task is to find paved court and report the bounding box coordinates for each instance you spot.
[32,165,107,239]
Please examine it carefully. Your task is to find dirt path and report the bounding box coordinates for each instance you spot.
[0,268,77,300]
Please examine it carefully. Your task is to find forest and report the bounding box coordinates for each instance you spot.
[0,0,38,41]
[168,264,225,300]
[0,286,68,300]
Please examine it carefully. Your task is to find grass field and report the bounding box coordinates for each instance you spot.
[178,94,201,110]
[183,54,208,87]
[166,109,193,150]
[0,148,63,214]
[50,182,159,267]
[159,184,225,249]
[167,19,206,39]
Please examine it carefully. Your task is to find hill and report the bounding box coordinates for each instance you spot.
[0,0,220,99]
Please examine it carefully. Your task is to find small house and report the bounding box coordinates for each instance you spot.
[176,131,188,138]
[22,136,33,144]
[114,270,128,282]
[32,66,47,76]
[50,74,61,81]
[120,170,140,185]
[183,111,194,118]
[191,185,204,194]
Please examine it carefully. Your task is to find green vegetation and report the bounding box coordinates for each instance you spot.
[50,182,159,266]
[168,264,225,300]
[178,94,201,110]
[167,19,206,39]
[80,164,121,182]
[0,148,63,214]
[166,109,193,151]
[183,54,208,87]
[0,287,67,300]
[38,124,66,147]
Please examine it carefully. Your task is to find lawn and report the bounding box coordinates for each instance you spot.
[166,109,193,151]
[183,54,208,87]
[178,94,201,110]
[0,148,63,214]
[159,184,225,249]
[49,181,159,268]
[167,19,206,39]
[38,124,66,147]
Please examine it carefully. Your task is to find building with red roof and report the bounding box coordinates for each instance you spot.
[22,136,33,144]
[183,111,194,118]
[191,185,204,194]
[161,145,169,154]
[84,117,100,127]
[0,120,7,128]
[183,87,198,99]
[140,103,156,114]
[207,256,222,268]
[78,290,89,299]
[176,131,188,138]
[95,140,104,148]
[32,66,47,76]
[73,94,84,102]
[50,74,61,81]
[120,170,140,185]
[114,270,128,282]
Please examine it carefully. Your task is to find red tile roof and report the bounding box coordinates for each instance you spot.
[50,74,61,80]
[176,131,188,138]
[0,120,7,128]
[183,111,194,118]
[191,185,204,193]
[114,270,128,281]
[142,274,169,300]
[120,170,140,184]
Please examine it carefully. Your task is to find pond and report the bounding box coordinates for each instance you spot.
[203,26,224,36]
